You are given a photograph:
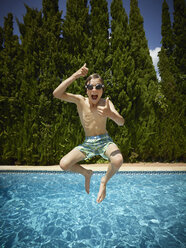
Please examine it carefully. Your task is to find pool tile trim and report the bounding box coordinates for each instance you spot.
[0,170,186,175]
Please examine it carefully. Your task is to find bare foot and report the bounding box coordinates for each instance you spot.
[85,170,93,194]
[97,180,106,203]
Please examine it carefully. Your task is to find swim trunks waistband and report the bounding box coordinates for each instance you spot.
[85,133,109,140]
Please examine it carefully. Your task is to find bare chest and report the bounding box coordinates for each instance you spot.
[80,106,105,125]
[77,100,107,135]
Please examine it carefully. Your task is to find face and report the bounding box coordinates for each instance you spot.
[86,78,104,105]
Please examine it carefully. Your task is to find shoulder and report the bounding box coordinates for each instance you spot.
[98,98,107,106]
[99,98,113,106]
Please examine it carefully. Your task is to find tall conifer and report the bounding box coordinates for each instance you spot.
[172,0,186,94]
[158,0,176,100]
[61,0,89,99]
[38,0,63,164]
[129,0,158,160]
[17,6,43,164]
[161,0,174,56]
[88,0,109,74]
[172,0,186,160]
[0,13,22,163]
[0,27,3,51]
[62,0,89,72]
[157,0,185,161]
[60,0,90,155]
[109,0,133,158]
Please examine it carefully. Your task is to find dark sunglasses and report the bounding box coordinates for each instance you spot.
[85,84,104,90]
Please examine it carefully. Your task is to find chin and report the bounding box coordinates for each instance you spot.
[89,96,100,105]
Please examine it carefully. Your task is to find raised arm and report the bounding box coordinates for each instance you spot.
[53,64,88,102]
[108,99,125,126]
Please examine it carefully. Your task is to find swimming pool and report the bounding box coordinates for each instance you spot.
[0,171,185,248]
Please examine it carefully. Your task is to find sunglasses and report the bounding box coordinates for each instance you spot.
[85,84,104,90]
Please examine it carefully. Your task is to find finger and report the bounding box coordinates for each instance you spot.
[82,71,88,77]
[82,66,88,72]
[81,64,87,72]
[82,67,88,74]
[83,67,88,72]
[82,72,87,77]
[97,106,104,111]
[106,97,109,107]
[97,110,103,116]
[84,63,89,71]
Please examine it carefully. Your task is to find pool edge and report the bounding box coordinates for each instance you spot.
[0,163,186,172]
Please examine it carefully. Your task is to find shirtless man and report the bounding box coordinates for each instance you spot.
[53,64,124,203]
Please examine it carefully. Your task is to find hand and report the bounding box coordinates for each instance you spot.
[97,98,111,117]
[74,63,89,79]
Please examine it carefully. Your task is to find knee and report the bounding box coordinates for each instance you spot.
[111,154,123,169]
[60,157,70,171]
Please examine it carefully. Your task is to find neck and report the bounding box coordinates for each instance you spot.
[88,98,99,108]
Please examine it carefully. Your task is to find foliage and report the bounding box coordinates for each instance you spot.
[0,0,185,164]
[157,0,186,161]
[128,0,159,161]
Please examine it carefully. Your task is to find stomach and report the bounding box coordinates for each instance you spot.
[84,128,108,137]
[80,117,107,137]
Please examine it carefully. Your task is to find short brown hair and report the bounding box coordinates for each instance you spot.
[85,73,104,86]
[85,74,104,94]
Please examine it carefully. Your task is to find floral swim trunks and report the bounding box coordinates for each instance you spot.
[75,133,115,160]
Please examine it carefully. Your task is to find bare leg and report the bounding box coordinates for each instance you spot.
[97,144,123,203]
[60,148,93,194]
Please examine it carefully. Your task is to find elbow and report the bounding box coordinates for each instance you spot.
[53,90,57,98]
[53,90,60,99]
[119,118,125,126]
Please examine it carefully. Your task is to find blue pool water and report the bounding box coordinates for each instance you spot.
[0,171,186,248]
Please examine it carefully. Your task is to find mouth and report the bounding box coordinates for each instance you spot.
[91,95,98,100]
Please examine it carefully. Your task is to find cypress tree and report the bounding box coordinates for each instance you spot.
[157,0,185,161]
[16,1,64,164]
[61,0,89,99]
[88,0,109,74]
[38,0,63,164]
[172,0,186,160]
[129,0,157,80]
[0,26,4,51]
[17,6,43,164]
[172,0,186,94]
[62,0,89,72]
[128,0,158,160]
[43,0,59,19]
[110,0,130,100]
[158,0,176,104]
[158,0,176,100]
[0,13,22,164]
[161,0,174,56]
[109,0,133,158]
[0,13,20,98]
[59,0,90,157]
[157,47,184,160]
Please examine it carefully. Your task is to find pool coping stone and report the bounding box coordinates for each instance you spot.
[0,163,185,172]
